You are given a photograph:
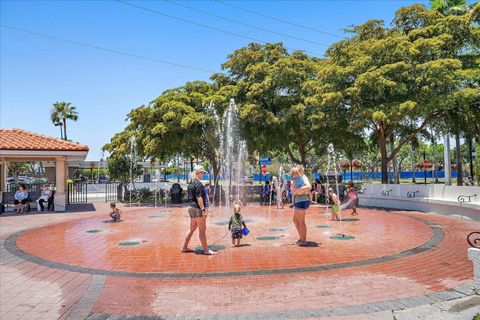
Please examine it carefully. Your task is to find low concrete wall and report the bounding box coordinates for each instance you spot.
[358,184,480,220]
[468,248,480,291]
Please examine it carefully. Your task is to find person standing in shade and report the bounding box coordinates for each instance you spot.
[182,165,217,255]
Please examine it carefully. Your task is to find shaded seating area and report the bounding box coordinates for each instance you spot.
[0,189,55,213]
[0,128,89,212]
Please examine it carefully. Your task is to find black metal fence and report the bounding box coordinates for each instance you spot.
[105,182,122,203]
[67,182,88,204]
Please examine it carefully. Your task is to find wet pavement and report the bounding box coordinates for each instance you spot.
[0,203,478,319]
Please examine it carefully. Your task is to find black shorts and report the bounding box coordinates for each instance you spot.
[14,199,28,205]
[231,228,243,239]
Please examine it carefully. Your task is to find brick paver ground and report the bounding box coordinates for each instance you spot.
[0,203,478,319]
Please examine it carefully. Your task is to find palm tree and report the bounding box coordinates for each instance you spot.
[50,102,79,141]
[430,0,468,15]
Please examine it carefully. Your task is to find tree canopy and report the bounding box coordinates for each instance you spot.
[103,81,228,180]
[213,43,360,167]
[106,4,479,183]
[319,4,479,182]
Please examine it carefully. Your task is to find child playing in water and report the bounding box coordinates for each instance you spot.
[344,182,358,215]
[328,188,340,221]
[228,202,247,247]
[110,202,121,222]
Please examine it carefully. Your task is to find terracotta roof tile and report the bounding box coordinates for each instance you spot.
[0,128,89,152]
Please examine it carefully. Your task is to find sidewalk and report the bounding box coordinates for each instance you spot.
[372,294,480,320]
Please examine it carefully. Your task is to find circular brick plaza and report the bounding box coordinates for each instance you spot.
[1,204,478,319]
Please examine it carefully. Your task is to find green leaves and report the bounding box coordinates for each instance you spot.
[104,3,478,182]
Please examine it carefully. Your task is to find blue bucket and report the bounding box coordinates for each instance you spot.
[242,228,250,236]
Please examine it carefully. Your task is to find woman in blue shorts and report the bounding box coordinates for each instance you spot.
[290,167,312,246]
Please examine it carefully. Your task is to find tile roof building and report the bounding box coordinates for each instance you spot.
[0,128,89,211]
[0,128,89,152]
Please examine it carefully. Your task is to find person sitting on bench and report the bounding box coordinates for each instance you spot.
[36,184,52,212]
[14,184,29,214]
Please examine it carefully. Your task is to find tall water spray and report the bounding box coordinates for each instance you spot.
[205,99,248,212]
[221,99,247,208]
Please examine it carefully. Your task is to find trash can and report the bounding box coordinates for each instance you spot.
[170,183,183,204]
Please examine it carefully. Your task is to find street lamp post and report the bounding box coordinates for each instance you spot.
[130,136,136,208]
[98,153,105,184]
[469,137,475,182]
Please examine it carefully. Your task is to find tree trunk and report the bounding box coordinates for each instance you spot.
[176,156,180,183]
[390,136,398,184]
[455,133,463,186]
[63,118,67,141]
[396,160,402,184]
[350,160,353,183]
[379,126,389,184]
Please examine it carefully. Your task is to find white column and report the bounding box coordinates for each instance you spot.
[444,133,452,186]
[55,157,67,211]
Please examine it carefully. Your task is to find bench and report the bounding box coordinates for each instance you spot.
[0,191,54,214]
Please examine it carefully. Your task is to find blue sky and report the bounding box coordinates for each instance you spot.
[1,0,430,160]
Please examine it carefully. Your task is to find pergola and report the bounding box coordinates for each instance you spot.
[0,128,89,211]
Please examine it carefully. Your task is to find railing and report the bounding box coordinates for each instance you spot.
[105,182,122,203]
[458,194,477,203]
[67,182,88,204]
[467,232,480,248]
[382,189,393,196]
[407,191,419,198]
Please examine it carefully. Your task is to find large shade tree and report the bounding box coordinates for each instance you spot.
[103,81,228,182]
[429,0,480,185]
[213,43,357,168]
[320,4,479,183]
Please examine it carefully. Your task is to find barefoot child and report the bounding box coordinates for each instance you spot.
[344,182,358,215]
[328,188,340,221]
[228,203,247,247]
[110,202,121,222]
